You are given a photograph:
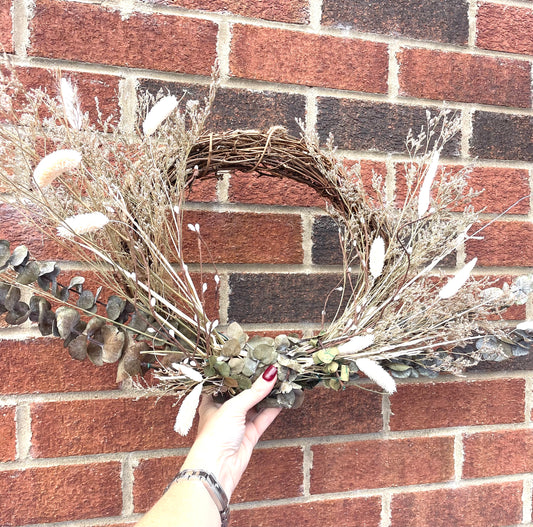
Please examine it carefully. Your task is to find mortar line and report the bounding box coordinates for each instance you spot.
[215,19,231,81]
[302,444,313,497]
[308,0,322,31]
[387,43,400,100]
[523,475,533,524]
[380,491,392,527]
[301,210,315,269]
[305,89,318,135]
[382,394,391,435]
[454,432,464,482]
[525,376,533,425]
[461,108,474,160]
[121,454,135,516]
[15,403,32,460]
[118,74,138,135]
[12,0,31,57]
[468,0,478,48]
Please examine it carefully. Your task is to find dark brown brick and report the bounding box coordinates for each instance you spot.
[464,429,533,479]
[0,406,16,461]
[465,221,533,267]
[477,3,533,55]
[133,447,303,511]
[0,338,117,395]
[0,0,13,53]
[230,25,388,93]
[138,79,306,136]
[317,99,461,155]
[30,397,194,457]
[231,496,382,527]
[311,436,454,493]
[398,48,531,108]
[322,0,469,45]
[29,1,217,75]
[263,385,383,440]
[471,111,533,162]
[181,210,303,265]
[389,379,525,431]
[390,482,522,527]
[144,0,309,24]
[312,216,343,265]
[228,273,345,324]
[0,463,122,525]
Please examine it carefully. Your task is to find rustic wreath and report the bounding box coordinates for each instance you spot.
[0,72,531,435]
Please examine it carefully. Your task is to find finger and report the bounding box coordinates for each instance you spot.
[249,407,282,439]
[225,365,278,414]
[198,394,219,418]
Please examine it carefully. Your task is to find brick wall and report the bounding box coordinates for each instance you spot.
[0,1,532,526]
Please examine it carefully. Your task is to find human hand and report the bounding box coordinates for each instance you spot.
[180,365,281,499]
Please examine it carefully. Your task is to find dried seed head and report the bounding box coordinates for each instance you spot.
[142,95,178,136]
[33,149,82,187]
[57,211,109,238]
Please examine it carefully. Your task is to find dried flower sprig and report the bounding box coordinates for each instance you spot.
[0,64,531,434]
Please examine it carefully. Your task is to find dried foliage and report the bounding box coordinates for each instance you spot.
[0,64,531,433]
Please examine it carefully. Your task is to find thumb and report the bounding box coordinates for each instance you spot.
[226,365,278,413]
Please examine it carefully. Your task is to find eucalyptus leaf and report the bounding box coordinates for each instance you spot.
[86,316,105,337]
[5,301,30,325]
[128,311,149,333]
[0,240,10,268]
[38,261,57,276]
[101,325,125,363]
[8,245,29,267]
[68,276,85,291]
[87,340,104,366]
[77,289,95,310]
[16,261,41,285]
[106,295,126,321]
[55,307,80,339]
[4,286,21,311]
[68,334,88,361]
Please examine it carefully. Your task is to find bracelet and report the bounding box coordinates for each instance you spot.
[168,469,230,527]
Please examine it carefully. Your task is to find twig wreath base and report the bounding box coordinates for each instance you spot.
[0,70,531,434]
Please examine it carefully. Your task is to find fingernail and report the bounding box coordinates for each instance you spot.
[262,365,277,382]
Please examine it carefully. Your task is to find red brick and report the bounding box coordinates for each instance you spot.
[30,396,194,457]
[230,25,388,93]
[181,210,303,264]
[311,436,454,494]
[0,406,16,461]
[184,177,218,203]
[398,48,531,108]
[0,338,117,395]
[389,379,525,431]
[231,496,382,527]
[391,482,522,527]
[263,385,383,440]
[0,462,122,525]
[29,1,217,75]
[0,0,12,53]
[482,275,526,321]
[133,447,303,512]
[464,429,533,479]
[465,221,533,267]
[143,0,309,24]
[477,3,533,55]
[394,165,530,215]
[12,67,120,125]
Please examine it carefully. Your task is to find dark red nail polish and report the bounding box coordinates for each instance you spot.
[262,365,277,382]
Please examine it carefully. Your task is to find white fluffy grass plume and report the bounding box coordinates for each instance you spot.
[33,150,82,187]
[57,212,109,238]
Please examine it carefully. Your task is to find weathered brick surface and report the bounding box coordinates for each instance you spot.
[29,0,217,74]
[228,273,344,324]
[13,67,120,125]
[471,111,533,162]
[144,0,309,23]
[133,447,303,511]
[138,80,306,136]
[476,3,533,55]
[181,210,303,265]
[30,396,194,457]
[312,216,344,266]
[322,0,469,44]
[229,171,325,208]
[0,406,16,461]
[317,99,461,155]
[390,482,523,527]
[311,436,454,494]
[0,0,12,53]
[398,48,531,108]
[230,25,388,93]
[465,221,533,267]
[231,496,382,527]
[0,462,122,525]
[0,338,117,394]
[464,429,533,479]
[263,385,383,440]
[394,165,531,215]
[389,379,525,431]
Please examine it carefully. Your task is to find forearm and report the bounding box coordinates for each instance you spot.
[134,477,221,527]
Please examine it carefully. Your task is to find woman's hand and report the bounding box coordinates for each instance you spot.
[180,365,281,498]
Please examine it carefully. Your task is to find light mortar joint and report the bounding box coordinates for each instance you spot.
[302,445,313,496]
[12,0,33,57]
[301,211,315,268]
[15,403,32,460]
[121,454,135,516]
[523,476,533,523]
[385,157,396,202]
[216,21,231,81]
[118,75,138,135]
[218,273,230,326]
[460,108,473,160]
[453,433,464,481]
[380,491,392,527]
[387,43,400,100]
[525,377,533,425]
[308,0,322,31]
[381,394,391,434]
[305,90,318,135]
[468,0,478,48]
